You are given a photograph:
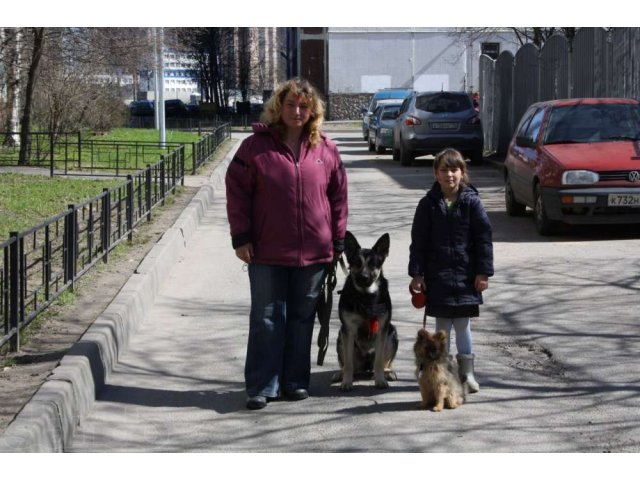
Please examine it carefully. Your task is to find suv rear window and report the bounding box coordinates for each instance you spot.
[415,93,472,113]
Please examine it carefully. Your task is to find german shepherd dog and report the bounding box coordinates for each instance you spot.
[332,231,398,391]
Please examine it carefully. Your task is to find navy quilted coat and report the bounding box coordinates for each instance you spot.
[408,181,493,307]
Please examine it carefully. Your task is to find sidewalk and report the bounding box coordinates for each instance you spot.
[0,139,246,452]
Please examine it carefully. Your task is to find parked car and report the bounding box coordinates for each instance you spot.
[368,104,401,154]
[503,97,640,235]
[164,99,189,117]
[129,100,154,117]
[361,88,412,140]
[393,91,483,166]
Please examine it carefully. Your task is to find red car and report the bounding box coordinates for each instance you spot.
[504,97,640,235]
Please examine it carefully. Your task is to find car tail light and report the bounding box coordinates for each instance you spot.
[467,114,481,125]
[405,116,422,126]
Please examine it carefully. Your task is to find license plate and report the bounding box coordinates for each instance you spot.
[607,194,640,207]
[431,122,458,130]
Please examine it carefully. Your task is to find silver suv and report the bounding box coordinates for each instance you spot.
[392,91,483,166]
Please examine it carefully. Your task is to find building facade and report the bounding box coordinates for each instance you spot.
[324,27,522,120]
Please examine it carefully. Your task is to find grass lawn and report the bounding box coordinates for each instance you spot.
[87,128,201,145]
[0,173,121,241]
[0,128,210,242]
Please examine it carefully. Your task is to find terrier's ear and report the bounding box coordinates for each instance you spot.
[435,330,447,343]
[417,328,429,340]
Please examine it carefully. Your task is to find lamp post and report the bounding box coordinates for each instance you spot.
[153,27,166,145]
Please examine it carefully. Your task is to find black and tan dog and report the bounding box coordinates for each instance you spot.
[332,231,398,391]
[413,329,465,411]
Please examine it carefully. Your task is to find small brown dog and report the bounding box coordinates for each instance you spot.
[413,329,465,411]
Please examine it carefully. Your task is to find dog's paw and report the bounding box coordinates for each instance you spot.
[384,369,398,381]
[340,381,354,391]
[374,378,389,389]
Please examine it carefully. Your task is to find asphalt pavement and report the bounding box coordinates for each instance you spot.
[1,131,638,458]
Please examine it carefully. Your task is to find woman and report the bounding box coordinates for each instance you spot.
[225,78,348,410]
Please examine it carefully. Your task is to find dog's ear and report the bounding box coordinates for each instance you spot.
[344,231,360,263]
[435,330,447,344]
[372,233,390,259]
[417,328,429,341]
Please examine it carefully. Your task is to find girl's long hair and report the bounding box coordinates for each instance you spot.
[260,77,325,147]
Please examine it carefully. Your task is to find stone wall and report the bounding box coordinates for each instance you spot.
[326,93,373,121]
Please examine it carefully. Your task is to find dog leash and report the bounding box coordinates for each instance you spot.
[316,254,341,366]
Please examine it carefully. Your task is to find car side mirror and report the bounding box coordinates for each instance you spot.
[361,107,368,116]
[516,135,536,149]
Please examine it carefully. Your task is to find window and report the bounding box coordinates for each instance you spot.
[481,42,500,60]
[525,109,545,142]
[416,92,471,113]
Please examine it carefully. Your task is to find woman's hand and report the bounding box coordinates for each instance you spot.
[475,274,489,292]
[235,243,254,264]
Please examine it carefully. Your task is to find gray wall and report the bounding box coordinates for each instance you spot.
[326,27,520,119]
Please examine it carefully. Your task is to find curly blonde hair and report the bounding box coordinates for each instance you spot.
[433,148,470,185]
[260,77,325,147]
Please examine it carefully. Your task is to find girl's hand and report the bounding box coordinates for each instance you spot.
[235,243,254,264]
[475,274,489,292]
[409,276,426,293]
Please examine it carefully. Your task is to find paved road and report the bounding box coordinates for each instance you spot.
[65,131,639,452]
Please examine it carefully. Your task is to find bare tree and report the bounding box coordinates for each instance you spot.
[18,27,45,165]
[1,28,22,146]
[171,27,239,109]
[454,27,578,48]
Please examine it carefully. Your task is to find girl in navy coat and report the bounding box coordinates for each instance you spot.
[408,148,493,393]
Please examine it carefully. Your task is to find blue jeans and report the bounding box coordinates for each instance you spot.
[245,263,328,398]
[435,317,473,355]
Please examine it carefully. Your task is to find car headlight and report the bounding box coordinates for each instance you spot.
[562,170,599,185]
[379,128,391,135]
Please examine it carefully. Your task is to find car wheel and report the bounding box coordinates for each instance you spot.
[392,146,400,161]
[534,183,560,235]
[400,141,413,166]
[375,138,385,154]
[368,136,375,152]
[505,174,526,216]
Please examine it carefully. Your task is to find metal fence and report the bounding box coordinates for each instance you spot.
[129,115,260,130]
[0,123,230,177]
[0,123,231,352]
[0,147,185,351]
[478,27,640,155]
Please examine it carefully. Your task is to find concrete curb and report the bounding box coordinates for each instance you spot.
[0,182,218,452]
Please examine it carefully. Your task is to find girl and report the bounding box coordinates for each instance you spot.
[408,148,493,393]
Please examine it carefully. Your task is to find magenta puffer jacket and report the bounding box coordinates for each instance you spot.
[225,123,348,266]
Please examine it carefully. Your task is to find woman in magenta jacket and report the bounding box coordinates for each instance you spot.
[226,78,348,410]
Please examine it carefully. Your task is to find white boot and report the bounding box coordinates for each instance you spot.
[457,353,480,393]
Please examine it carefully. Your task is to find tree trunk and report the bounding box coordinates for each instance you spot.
[18,28,45,166]
[2,28,21,147]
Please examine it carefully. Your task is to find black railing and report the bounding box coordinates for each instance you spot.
[0,146,187,352]
[0,123,230,177]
